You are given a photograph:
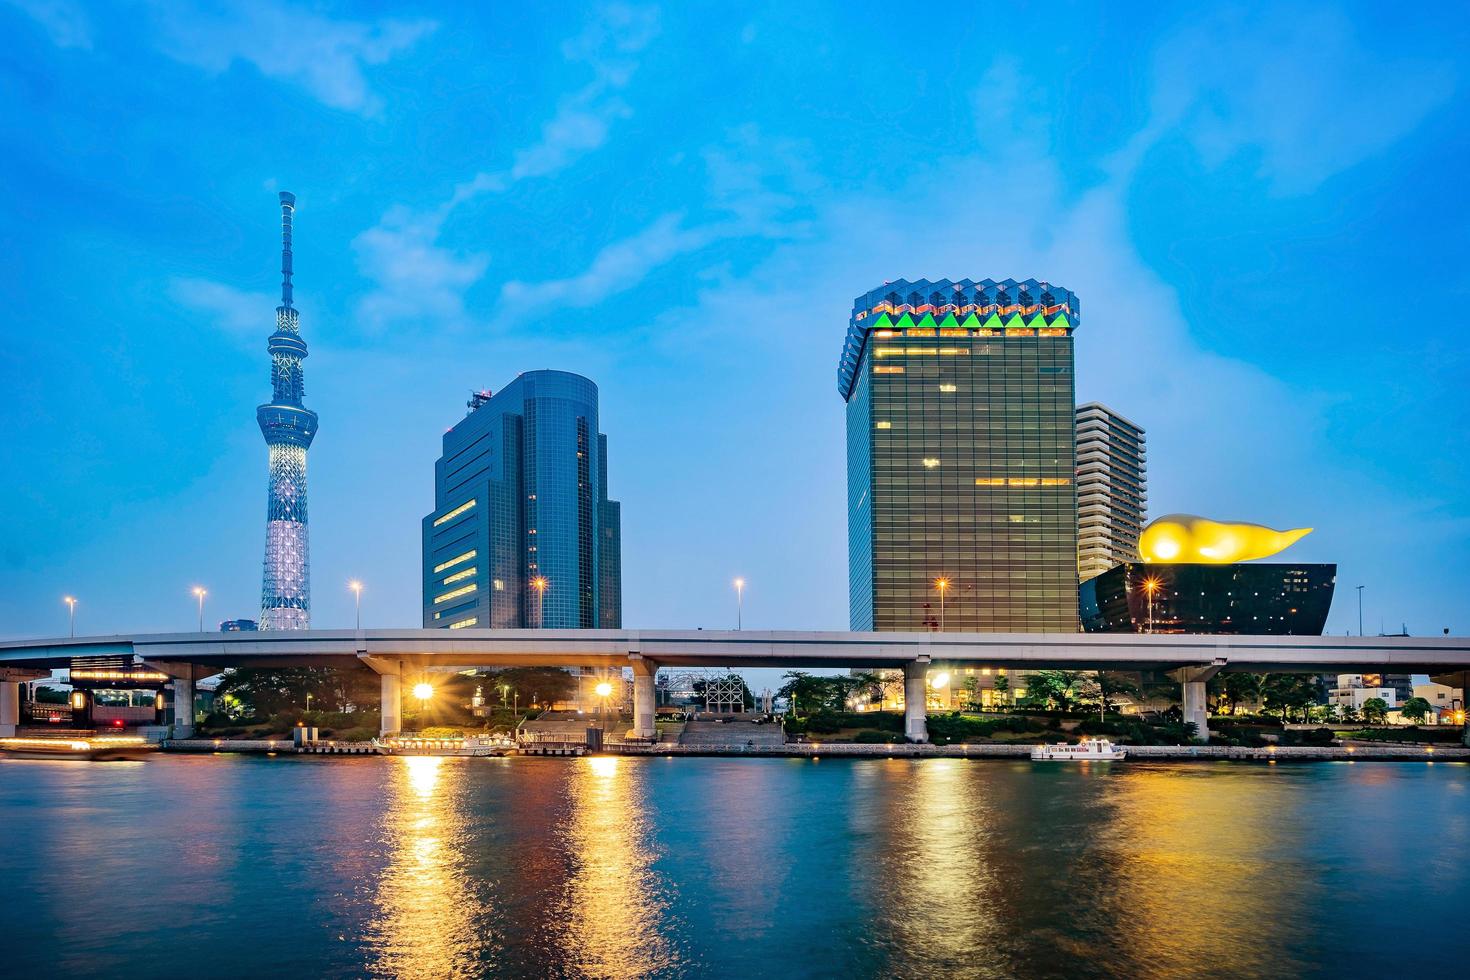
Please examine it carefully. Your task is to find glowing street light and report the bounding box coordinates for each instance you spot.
[530,576,549,627]
[349,580,363,630]
[594,681,613,698]
[192,587,207,632]
[934,577,951,631]
[1141,576,1162,634]
[413,682,434,705]
[63,596,77,638]
[733,577,745,631]
[930,671,950,689]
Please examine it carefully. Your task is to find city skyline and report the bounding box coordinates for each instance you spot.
[1,4,1467,642]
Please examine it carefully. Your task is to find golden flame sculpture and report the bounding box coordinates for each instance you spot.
[1138,514,1311,564]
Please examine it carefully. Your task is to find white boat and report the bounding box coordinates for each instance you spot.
[1031,737,1126,761]
[373,734,514,757]
[0,735,157,761]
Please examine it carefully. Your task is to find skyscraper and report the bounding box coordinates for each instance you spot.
[1075,402,1147,582]
[257,191,317,630]
[842,278,1080,633]
[422,370,621,630]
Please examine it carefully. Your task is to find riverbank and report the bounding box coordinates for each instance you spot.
[158,738,1469,762]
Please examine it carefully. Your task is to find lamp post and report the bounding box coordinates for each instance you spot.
[934,577,951,632]
[1356,585,1364,637]
[64,596,77,638]
[1142,576,1161,634]
[192,587,207,632]
[734,577,745,631]
[305,692,313,715]
[350,580,363,630]
[530,576,549,628]
[595,680,613,730]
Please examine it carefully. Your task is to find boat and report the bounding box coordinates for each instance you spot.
[1031,737,1127,761]
[0,735,157,761]
[372,734,515,757]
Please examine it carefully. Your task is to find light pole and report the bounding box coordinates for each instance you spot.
[305,692,313,715]
[595,681,613,730]
[934,577,951,632]
[531,576,549,628]
[192,587,207,632]
[1356,585,1364,637]
[350,580,363,630]
[64,596,77,638]
[734,577,745,630]
[1142,577,1161,634]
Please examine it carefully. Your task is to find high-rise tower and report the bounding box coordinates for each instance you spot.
[1075,403,1147,582]
[842,278,1080,633]
[257,191,317,630]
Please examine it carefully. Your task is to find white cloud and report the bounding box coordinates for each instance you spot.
[168,276,274,337]
[356,4,659,328]
[149,0,435,116]
[351,206,490,331]
[1145,7,1456,194]
[3,0,92,49]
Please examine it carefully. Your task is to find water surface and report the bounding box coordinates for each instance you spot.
[2,755,1466,978]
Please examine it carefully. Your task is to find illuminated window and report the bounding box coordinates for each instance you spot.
[922,458,940,468]
[493,579,505,591]
[937,348,969,355]
[442,567,477,585]
[448,617,479,629]
[873,365,905,374]
[938,328,968,337]
[434,583,478,604]
[975,477,1005,486]
[875,421,892,429]
[938,384,956,393]
[433,499,477,526]
[874,329,897,338]
[1040,477,1072,486]
[905,347,938,355]
[433,549,477,573]
[1038,328,1067,336]
[904,328,936,337]
[874,346,905,357]
[977,329,1000,337]
[1007,328,1036,336]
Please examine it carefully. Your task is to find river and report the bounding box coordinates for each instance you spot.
[1,755,1466,978]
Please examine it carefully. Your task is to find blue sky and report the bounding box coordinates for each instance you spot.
[1,1,1466,647]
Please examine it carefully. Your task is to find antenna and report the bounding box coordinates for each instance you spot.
[279,191,296,308]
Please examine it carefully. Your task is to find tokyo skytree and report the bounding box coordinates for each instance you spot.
[257,191,318,630]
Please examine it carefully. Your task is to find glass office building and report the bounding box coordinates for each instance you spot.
[422,371,621,630]
[841,278,1081,632]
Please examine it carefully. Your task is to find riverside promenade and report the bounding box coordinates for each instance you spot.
[159,738,1468,762]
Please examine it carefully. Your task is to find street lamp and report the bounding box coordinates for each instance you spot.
[192,587,207,632]
[350,580,363,630]
[1141,576,1162,634]
[1356,585,1364,637]
[934,577,951,631]
[305,692,313,715]
[733,577,745,631]
[530,576,549,627]
[595,680,613,729]
[63,596,77,638]
[413,682,434,719]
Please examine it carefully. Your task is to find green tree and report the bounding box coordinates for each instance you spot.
[1264,674,1322,723]
[214,665,379,717]
[1399,696,1432,724]
[1022,670,1089,711]
[482,667,576,707]
[1361,697,1389,725]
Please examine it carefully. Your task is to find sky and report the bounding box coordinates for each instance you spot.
[0,1,1467,654]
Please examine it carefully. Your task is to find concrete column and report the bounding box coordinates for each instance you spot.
[380,671,401,737]
[904,660,929,743]
[630,658,657,739]
[0,681,19,737]
[172,675,195,739]
[1168,663,1224,742]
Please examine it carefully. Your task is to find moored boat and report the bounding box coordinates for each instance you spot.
[0,735,157,761]
[1031,737,1126,761]
[372,734,514,757]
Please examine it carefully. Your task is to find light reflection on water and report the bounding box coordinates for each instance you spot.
[0,756,1467,979]
[369,756,489,979]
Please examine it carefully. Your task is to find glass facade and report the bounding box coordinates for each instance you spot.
[422,371,621,630]
[843,278,1081,632]
[1080,562,1337,635]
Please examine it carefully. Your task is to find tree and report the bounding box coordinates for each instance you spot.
[1096,671,1140,714]
[1264,674,1323,723]
[214,665,379,717]
[1361,697,1389,725]
[1022,670,1090,711]
[483,667,576,707]
[1399,696,1432,725]
[1215,673,1267,715]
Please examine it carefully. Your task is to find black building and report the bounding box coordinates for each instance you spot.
[1081,562,1336,635]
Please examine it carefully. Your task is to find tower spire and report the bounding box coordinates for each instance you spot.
[279,191,295,309]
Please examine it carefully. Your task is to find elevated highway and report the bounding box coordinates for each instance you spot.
[3,629,1467,742]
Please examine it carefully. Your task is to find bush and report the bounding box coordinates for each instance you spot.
[854,729,903,744]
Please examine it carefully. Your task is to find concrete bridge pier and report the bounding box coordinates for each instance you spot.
[144,662,203,738]
[904,659,930,743]
[0,680,18,737]
[630,656,657,740]
[1169,663,1224,742]
[360,656,401,737]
